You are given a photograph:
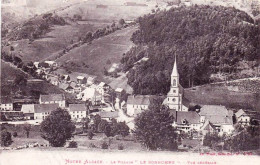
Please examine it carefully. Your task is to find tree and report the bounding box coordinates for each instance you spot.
[104,125,112,137]
[119,19,125,25]
[80,117,90,133]
[117,122,129,138]
[23,123,31,138]
[93,114,102,132]
[88,129,94,140]
[40,108,76,147]
[134,97,178,150]
[1,128,13,147]
[98,119,109,132]
[13,75,27,92]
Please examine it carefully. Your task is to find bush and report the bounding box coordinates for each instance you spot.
[88,130,94,140]
[101,141,108,149]
[118,143,124,150]
[68,141,77,148]
[13,132,18,137]
[89,143,96,148]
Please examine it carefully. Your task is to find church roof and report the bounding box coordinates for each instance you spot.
[171,55,178,77]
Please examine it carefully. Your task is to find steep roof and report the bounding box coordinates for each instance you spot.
[115,88,123,93]
[39,94,65,102]
[235,109,248,118]
[171,55,178,77]
[176,111,200,124]
[21,103,59,113]
[200,105,233,125]
[0,97,13,104]
[99,111,119,118]
[69,104,87,112]
[59,83,70,90]
[127,95,152,105]
[34,104,59,113]
[200,105,229,116]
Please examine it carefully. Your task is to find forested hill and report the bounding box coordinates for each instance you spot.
[121,5,260,95]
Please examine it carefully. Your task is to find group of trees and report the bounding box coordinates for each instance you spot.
[134,97,178,150]
[6,13,66,41]
[121,5,260,95]
[91,115,130,138]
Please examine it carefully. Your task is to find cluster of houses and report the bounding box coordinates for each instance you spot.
[0,58,253,137]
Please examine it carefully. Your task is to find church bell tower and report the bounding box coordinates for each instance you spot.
[167,55,182,111]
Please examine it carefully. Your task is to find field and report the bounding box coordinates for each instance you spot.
[1,124,143,151]
[184,82,260,111]
[4,21,109,63]
[55,26,137,82]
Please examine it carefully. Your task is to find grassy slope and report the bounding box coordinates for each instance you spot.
[56,26,137,81]
[184,81,260,111]
[4,22,108,63]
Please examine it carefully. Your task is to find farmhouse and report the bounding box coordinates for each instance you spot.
[68,104,88,121]
[235,109,250,126]
[200,105,234,135]
[171,111,201,133]
[39,94,66,108]
[77,76,87,84]
[79,88,102,105]
[126,95,152,116]
[99,111,119,121]
[21,103,59,120]
[47,76,59,86]
[0,97,13,111]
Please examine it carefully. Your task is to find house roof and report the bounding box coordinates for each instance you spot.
[0,97,13,104]
[39,94,65,102]
[115,88,123,93]
[69,72,90,82]
[34,104,59,113]
[87,76,96,82]
[81,88,100,100]
[98,82,106,87]
[127,95,152,105]
[47,76,59,82]
[77,76,86,80]
[200,105,229,116]
[176,111,200,124]
[59,83,70,90]
[99,111,119,118]
[201,119,216,131]
[235,109,248,118]
[200,105,233,125]
[21,103,59,113]
[69,104,87,112]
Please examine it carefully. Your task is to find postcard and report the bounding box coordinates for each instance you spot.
[1,0,259,165]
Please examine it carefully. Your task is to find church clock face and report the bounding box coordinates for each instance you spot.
[172,98,176,102]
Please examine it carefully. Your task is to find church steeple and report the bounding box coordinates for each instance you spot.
[171,55,178,77]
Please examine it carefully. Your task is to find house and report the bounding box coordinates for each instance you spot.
[99,111,119,121]
[79,88,102,105]
[126,95,153,116]
[200,119,217,136]
[21,103,59,120]
[87,76,97,85]
[44,61,58,67]
[33,62,40,68]
[97,82,109,95]
[59,83,74,93]
[115,88,124,98]
[172,111,201,133]
[68,104,88,121]
[77,76,87,84]
[0,97,13,111]
[235,109,250,126]
[39,94,66,108]
[47,76,59,86]
[200,105,234,135]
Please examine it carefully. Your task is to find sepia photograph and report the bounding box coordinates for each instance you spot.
[0,0,260,165]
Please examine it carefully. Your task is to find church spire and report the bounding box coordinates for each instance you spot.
[171,55,178,77]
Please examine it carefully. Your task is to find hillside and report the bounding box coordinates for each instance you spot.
[121,5,260,95]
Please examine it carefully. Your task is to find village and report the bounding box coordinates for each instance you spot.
[0,56,257,152]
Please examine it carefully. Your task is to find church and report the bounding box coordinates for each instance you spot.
[164,56,189,111]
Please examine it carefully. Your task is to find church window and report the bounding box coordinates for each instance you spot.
[173,89,176,93]
[172,98,176,102]
[173,79,176,86]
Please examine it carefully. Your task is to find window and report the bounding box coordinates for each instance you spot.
[172,89,176,93]
[172,98,176,102]
[173,79,176,86]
